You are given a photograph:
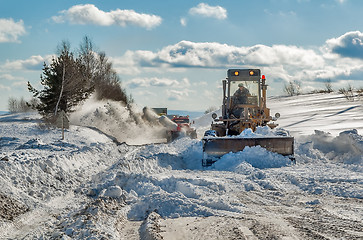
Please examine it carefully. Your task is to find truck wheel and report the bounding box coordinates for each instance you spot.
[171,131,180,141]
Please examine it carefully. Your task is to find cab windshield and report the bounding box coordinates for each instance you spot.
[230,80,260,106]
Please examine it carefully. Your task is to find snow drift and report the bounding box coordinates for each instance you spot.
[0,93,362,239]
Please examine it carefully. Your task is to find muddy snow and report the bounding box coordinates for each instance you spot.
[0,93,362,239]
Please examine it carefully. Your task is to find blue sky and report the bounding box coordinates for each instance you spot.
[1,0,363,111]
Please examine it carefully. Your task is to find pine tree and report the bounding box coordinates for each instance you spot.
[28,41,91,119]
[28,37,131,122]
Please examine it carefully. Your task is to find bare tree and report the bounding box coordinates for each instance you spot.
[357,87,363,100]
[284,80,302,96]
[7,97,17,113]
[78,36,129,103]
[324,79,333,93]
[339,84,355,101]
[8,97,34,113]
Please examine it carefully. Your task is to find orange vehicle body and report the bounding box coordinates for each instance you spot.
[166,115,197,142]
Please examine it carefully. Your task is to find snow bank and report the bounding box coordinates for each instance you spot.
[296,129,363,164]
[213,146,293,170]
[1,92,363,239]
[236,126,290,138]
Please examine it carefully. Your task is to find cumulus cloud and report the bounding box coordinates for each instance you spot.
[127,77,180,88]
[0,74,25,81]
[112,32,363,86]
[52,4,162,30]
[2,55,54,71]
[0,18,26,43]
[189,3,227,20]
[324,31,363,59]
[167,89,190,101]
[114,40,324,71]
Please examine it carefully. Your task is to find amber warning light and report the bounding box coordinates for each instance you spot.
[234,71,239,76]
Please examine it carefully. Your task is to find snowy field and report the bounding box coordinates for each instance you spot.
[0,92,362,239]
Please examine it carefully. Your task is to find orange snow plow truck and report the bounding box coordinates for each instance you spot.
[166,115,197,142]
[202,69,294,166]
[152,108,197,143]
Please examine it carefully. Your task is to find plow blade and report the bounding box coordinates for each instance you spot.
[202,137,294,166]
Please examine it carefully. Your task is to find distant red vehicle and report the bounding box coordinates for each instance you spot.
[166,115,197,142]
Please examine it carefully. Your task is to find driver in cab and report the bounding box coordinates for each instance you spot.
[231,83,251,119]
[233,83,250,105]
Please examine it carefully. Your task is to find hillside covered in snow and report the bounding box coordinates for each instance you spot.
[0,93,362,239]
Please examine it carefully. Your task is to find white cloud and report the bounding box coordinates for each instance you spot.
[115,40,324,71]
[193,81,208,86]
[189,3,227,20]
[52,4,162,30]
[0,18,26,43]
[133,90,156,97]
[127,77,180,88]
[323,31,363,59]
[0,84,11,91]
[181,78,191,87]
[3,55,53,71]
[12,81,26,86]
[0,74,26,81]
[167,89,190,101]
[180,18,187,27]
[203,89,218,100]
[111,32,363,87]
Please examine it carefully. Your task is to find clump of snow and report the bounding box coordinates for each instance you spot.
[296,129,363,164]
[238,126,291,138]
[213,146,293,170]
[101,185,126,200]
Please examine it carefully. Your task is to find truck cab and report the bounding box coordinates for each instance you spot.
[212,69,274,136]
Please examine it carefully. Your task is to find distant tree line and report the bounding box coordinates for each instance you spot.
[27,36,131,121]
[283,79,333,96]
[8,97,38,113]
[283,78,363,101]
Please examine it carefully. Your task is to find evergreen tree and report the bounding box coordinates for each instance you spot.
[28,41,91,118]
[28,37,131,122]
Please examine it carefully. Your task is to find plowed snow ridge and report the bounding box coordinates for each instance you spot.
[0,93,362,239]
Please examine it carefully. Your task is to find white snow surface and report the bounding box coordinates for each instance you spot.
[0,93,362,239]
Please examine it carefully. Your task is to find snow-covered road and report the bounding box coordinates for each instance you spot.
[1,93,363,239]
